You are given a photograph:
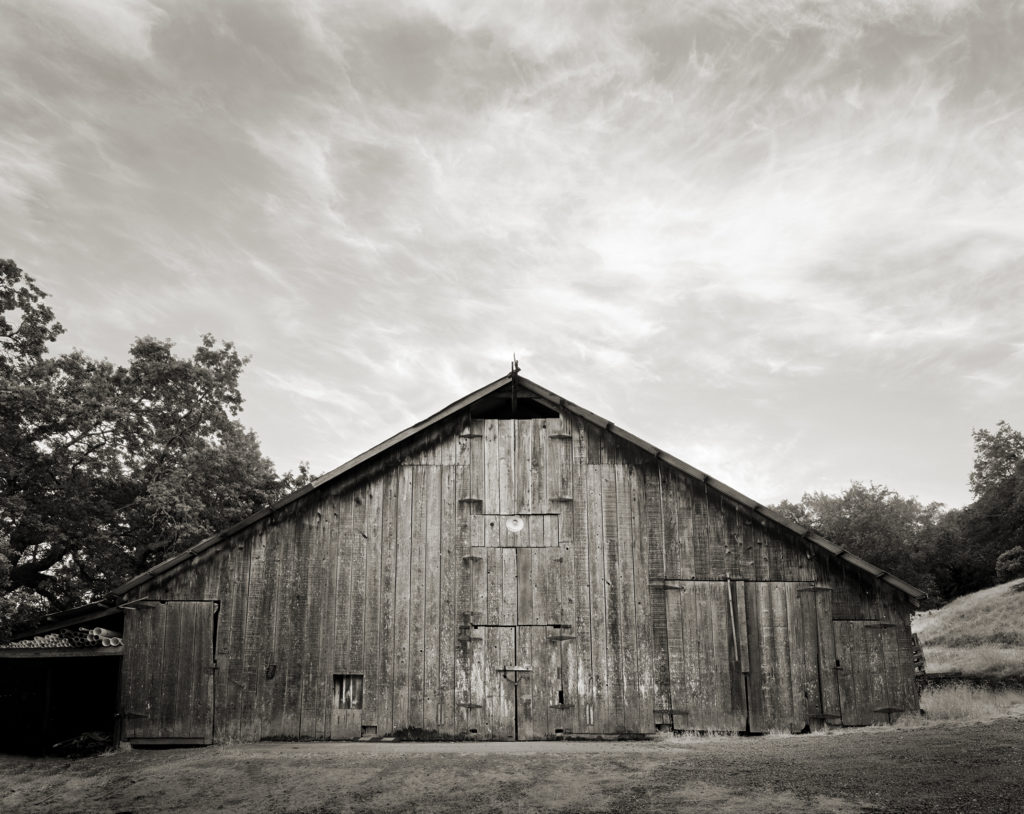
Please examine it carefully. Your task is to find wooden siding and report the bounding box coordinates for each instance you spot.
[127,414,918,740]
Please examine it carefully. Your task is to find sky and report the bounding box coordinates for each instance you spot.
[2,0,1022,510]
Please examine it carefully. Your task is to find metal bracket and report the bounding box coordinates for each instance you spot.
[497,665,532,684]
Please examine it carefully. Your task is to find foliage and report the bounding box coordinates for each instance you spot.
[772,482,943,602]
[774,419,1024,605]
[0,260,305,639]
[947,422,1024,595]
[969,422,1024,498]
[995,547,1024,584]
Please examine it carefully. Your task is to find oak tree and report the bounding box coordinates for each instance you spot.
[1,260,303,638]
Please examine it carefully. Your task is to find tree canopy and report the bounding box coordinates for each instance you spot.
[774,420,1024,606]
[1,260,306,639]
[773,483,944,601]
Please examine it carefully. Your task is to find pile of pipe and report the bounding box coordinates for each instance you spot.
[1,627,123,648]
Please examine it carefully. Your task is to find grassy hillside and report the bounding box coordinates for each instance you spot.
[912,577,1024,678]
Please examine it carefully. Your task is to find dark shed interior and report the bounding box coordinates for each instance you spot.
[0,653,121,754]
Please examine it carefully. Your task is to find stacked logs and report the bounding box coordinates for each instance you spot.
[1,627,123,648]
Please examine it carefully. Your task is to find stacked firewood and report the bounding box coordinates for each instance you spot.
[1,627,123,648]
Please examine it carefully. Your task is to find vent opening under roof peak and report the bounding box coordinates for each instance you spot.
[470,394,559,420]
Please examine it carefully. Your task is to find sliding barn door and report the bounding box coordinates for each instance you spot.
[664,581,747,732]
[121,600,216,745]
[744,583,841,733]
[833,620,918,725]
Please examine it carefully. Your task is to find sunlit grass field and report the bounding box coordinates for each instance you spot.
[902,684,1024,725]
[913,577,1024,679]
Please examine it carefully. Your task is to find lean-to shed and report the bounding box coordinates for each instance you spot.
[100,371,923,743]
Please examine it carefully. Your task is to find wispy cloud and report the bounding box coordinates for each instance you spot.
[1,0,1021,507]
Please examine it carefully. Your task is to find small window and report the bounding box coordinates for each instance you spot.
[334,674,363,709]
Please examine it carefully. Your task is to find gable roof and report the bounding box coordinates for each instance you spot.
[110,370,925,601]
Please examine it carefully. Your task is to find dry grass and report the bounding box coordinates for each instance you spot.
[913,577,1024,678]
[923,644,1024,677]
[895,684,1024,727]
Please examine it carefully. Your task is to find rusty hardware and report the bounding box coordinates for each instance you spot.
[497,665,532,684]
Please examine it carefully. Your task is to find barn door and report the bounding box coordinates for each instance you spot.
[459,626,516,740]
[833,621,917,726]
[516,625,574,739]
[664,581,747,732]
[121,600,216,745]
[457,624,574,740]
[744,583,841,733]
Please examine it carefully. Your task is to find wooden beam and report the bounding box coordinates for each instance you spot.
[0,647,123,659]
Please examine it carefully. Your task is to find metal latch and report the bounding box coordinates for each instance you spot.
[497,665,532,684]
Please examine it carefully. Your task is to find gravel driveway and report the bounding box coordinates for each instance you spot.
[2,717,1021,813]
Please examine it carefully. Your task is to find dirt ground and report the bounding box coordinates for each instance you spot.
[2,717,1022,814]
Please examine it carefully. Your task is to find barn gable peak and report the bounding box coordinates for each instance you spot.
[110,371,925,601]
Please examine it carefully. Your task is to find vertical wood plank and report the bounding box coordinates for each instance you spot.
[500,548,517,626]
[378,470,398,734]
[283,516,311,737]
[159,600,184,737]
[334,496,353,671]
[797,588,823,727]
[486,546,502,625]
[814,590,841,721]
[256,523,284,740]
[585,464,606,733]
[570,415,594,733]
[515,420,533,513]
[350,493,368,672]
[467,625,485,735]
[362,478,383,729]
[692,481,712,578]
[758,582,779,730]
[438,466,457,733]
[240,529,267,741]
[733,581,750,674]
[393,466,413,731]
[644,469,671,728]
[517,547,534,624]
[587,466,610,731]
[629,465,655,733]
[662,473,681,579]
[224,541,250,741]
[707,494,727,578]
[409,467,428,730]
[517,626,536,740]
[484,419,499,514]
[533,420,548,514]
[866,625,889,723]
[423,466,442,731]
[497,420,515,514]
[300,506,328,739]
[744,583,765,732]
[614,465,641,734]
[482,627,515,739]
[263,516,291,738]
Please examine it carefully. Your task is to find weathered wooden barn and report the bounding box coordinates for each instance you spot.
[6,371,925,746]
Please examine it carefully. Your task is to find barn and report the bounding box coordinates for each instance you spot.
[4,369,925,746]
